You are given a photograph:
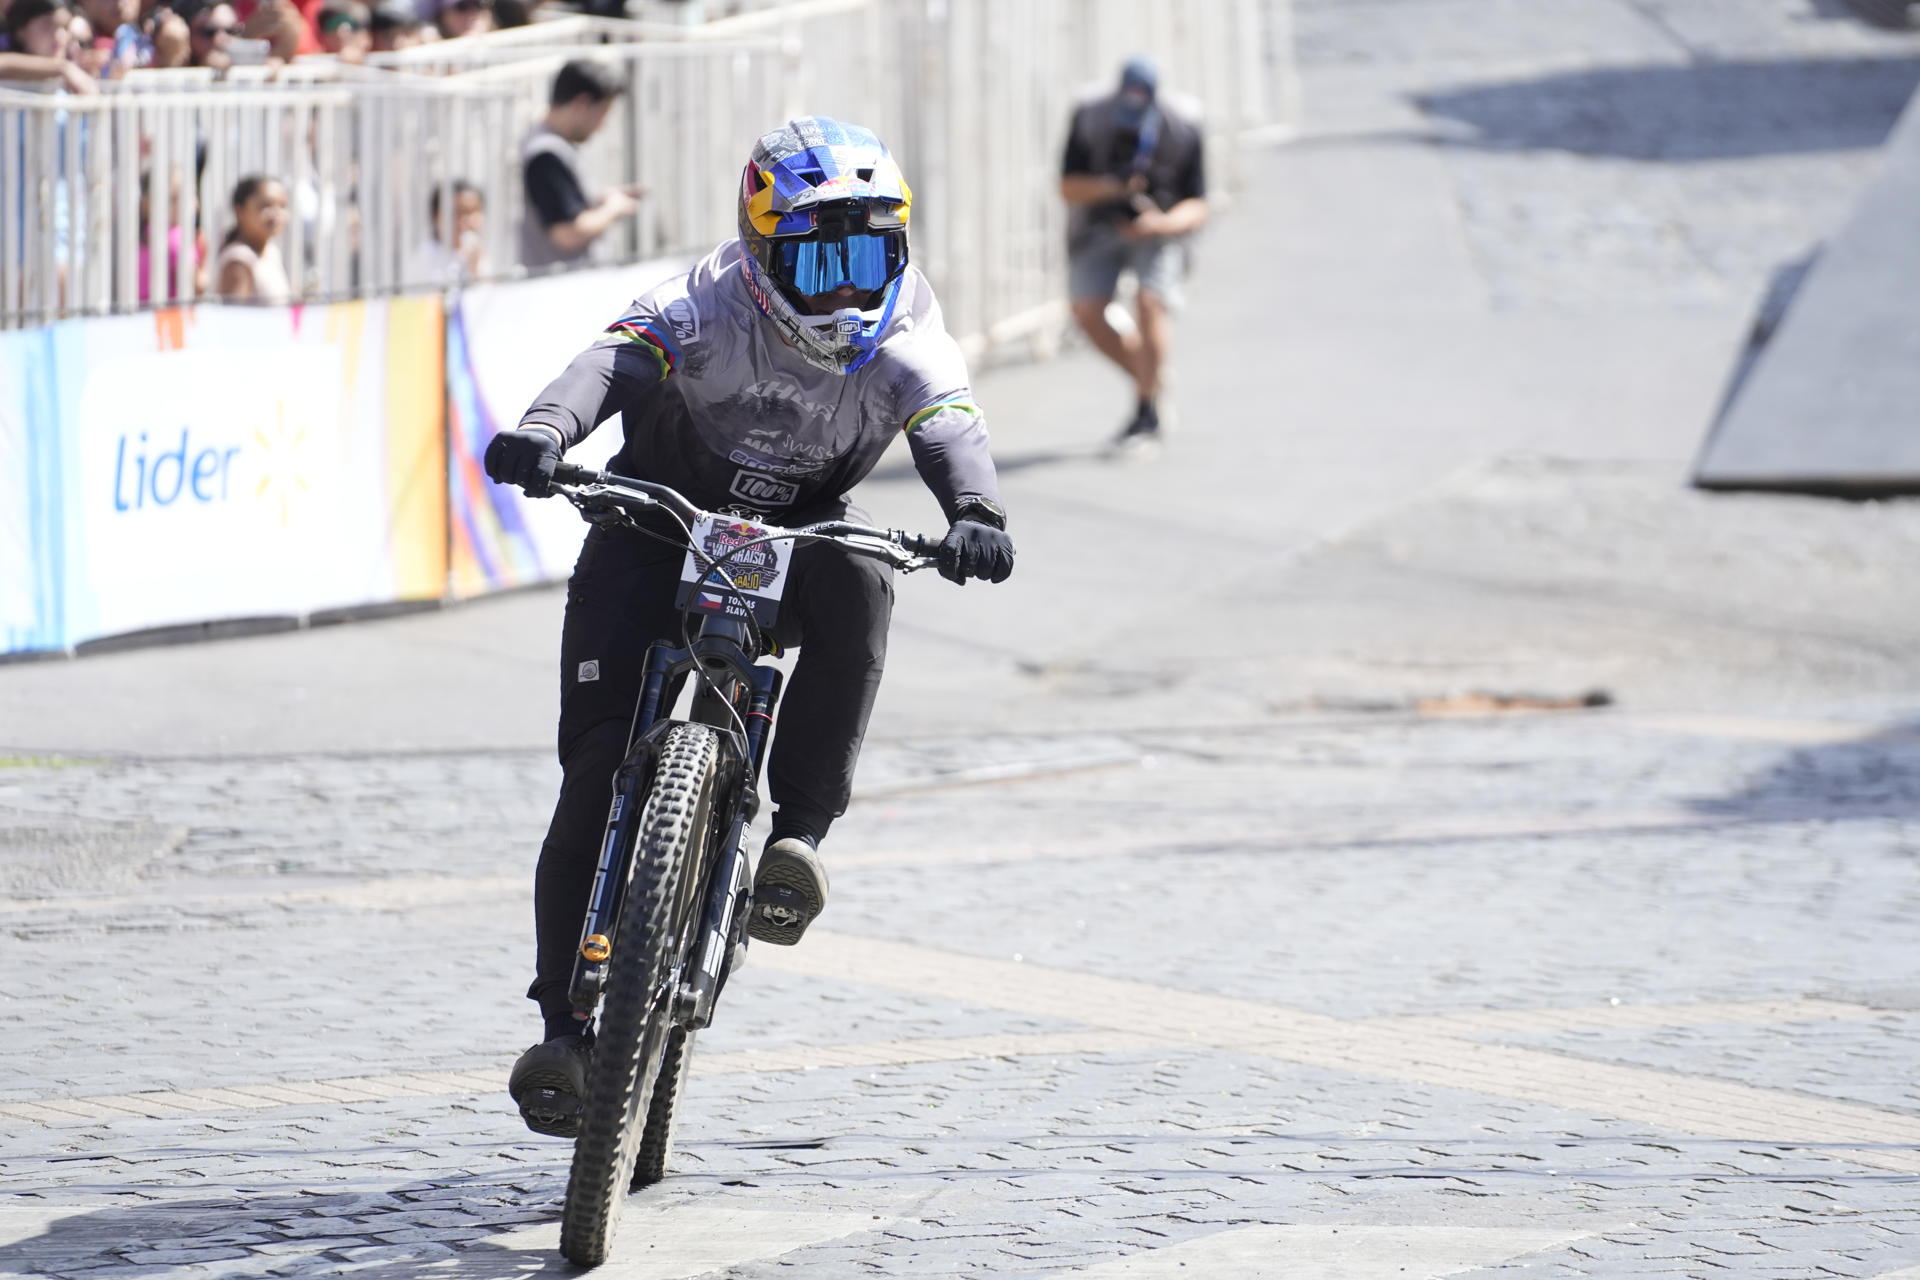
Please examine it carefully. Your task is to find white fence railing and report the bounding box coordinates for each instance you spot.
[0,71,526,325]
[2,0,1288,348]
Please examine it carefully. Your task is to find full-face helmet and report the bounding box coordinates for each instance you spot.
[737,116,911,375]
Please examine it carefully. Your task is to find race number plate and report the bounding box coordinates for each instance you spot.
[674,514,794,629]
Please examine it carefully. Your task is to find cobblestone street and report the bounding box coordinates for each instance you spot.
[6,1,1920,1276]
[6,713,1920,1277]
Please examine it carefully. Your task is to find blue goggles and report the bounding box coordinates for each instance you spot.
[772,231,905,298]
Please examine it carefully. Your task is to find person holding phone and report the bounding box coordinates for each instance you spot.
[519,60,646,272]
[1059,57,1209,447]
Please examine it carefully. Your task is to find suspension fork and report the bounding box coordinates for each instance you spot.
[678,663,783,1029]
[567,640,690,1014]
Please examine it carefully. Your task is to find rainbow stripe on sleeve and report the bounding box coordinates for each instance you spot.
[602,318,679,379]
[904,399,982,432]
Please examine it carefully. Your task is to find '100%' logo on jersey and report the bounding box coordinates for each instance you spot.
[728,469,800,507]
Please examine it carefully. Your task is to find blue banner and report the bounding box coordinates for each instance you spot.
[0,323,78,655]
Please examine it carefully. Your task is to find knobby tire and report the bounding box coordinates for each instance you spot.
[559,724,721,1267]
[633,1024,695,1189]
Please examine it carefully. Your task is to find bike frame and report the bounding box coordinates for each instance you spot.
[569,613,779,1031]
[548,462,939,1036]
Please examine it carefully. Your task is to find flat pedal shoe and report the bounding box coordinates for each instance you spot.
[747,838,828,946]
[508,1033,590,1138]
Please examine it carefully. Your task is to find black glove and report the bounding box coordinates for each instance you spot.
[484,426,563,496]
[937,519,1015,585]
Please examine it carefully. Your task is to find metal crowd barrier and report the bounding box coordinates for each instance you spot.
[1,0,1285,345]
[0,70,524,326]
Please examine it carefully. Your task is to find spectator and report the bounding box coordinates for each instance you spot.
[241,0,304,62]
[180,0,238,66]
[0,0,95,88]
[490,0,541,28]
[519,59,642,271]
[313,0,366,58]
[138,169,210,303]
[146,5,188,64]
[433,0,486,39]
[2,0,90,312]
[1059,56,1208,447]
[403,179,485,288]
[229,0,323,57]
[215,174,291,303]
[4,0,70,57]
[367,0,423,48]
[78,0,135,55]
[61,9,94,65]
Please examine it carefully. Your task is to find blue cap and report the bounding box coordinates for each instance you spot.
[1120,56,1158,95]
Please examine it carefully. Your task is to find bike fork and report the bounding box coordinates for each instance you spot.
[677,665,783,1029]
[568,759,648,1014]
[567,648,686,1015]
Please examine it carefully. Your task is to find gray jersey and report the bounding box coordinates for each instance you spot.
[519,240,1003,527]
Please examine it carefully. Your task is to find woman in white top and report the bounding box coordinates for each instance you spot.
[215,175,292,303]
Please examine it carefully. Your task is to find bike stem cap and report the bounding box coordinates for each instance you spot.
[580,934,611,963]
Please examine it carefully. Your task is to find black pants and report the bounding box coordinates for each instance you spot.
[528,525,893,1025]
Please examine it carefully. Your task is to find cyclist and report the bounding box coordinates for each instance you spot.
[486,116,1016,1137]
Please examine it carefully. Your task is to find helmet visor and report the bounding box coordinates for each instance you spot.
[773,230,905,298]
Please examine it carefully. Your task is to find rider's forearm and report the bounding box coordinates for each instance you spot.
[518,340,663,446]
[905,402,1005,526]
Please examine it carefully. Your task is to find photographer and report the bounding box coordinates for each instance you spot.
[1059,56,1208,447]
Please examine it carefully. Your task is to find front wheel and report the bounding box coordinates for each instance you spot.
[632,1025,696,1189]
[559,724,721,1267]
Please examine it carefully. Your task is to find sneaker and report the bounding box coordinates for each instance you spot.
[747,837,829,946]
[1112,399,1161,447]
[508,1033,591,1138]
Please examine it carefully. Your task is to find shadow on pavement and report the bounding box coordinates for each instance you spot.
[1688,720,1920,823]
[1416,57,1920,160]
[0,1178,573,1279]
[1809,0,1918,31]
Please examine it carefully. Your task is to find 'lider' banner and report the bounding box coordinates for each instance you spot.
[0,297,446,654]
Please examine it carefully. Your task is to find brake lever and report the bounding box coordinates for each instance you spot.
[556,482,653,533]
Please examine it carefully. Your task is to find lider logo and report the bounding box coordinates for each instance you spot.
[111,401,309,524]
[114,429,241,510]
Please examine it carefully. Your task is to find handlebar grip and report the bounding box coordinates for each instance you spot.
[898,530,946,558]
[550,462,602,486]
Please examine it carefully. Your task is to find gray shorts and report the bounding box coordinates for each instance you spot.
[1068,232,1186,306]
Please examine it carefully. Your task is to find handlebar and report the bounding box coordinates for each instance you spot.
[545,462,945,570]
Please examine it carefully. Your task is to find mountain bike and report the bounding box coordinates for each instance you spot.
[537,461,943,1267]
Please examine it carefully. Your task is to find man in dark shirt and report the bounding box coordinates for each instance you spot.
[1060,57,1208,445]
[519,59,644,272]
